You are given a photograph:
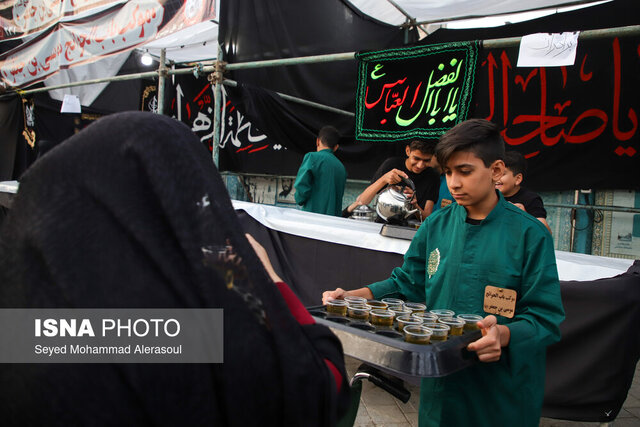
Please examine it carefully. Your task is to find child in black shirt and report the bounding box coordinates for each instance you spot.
[496,151,552,234]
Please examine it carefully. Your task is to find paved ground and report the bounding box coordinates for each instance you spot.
[345,356,640,427]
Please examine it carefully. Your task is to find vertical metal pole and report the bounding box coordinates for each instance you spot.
[404,19,409,44]
[157,48,167,115]
[569,190,579,252]
[573,190,594,254]
[212,44,223,167]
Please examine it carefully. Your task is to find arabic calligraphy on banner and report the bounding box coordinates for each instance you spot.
[355,41,478,142]
[0,0,216,88]
[473,36,639,190]
[151,75,270,157]
[0,0,126,40]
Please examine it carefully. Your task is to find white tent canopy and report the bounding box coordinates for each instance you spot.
[142,20,219,64]
[137,0,609,65]
[346,0,609,26]
[20,0,610,106]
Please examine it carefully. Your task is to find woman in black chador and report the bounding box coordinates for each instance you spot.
[0,112,349,426]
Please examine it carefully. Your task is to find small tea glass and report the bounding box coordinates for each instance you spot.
[326,299,348,316]
[403,302,427,314]
[370,309,394,327]
[423,322,450,341]
[389,308,413,320]
[403,325,433,345]
[412,312,438,323]
[347,305,371,321]
[366,300,389,310]
[344,296,367,306]
[381,298,405,311]
[457,314,484,332]
[438,317,465,336]
[429,309,455,319]
[396,315,422,332]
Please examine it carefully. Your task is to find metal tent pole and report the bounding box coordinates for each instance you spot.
[224,52,355,70]
[212,45,223,167]
[384,0,429,37]
[12,23,640,98]
[545,203,640,214]
[569,191,579,252]
[14,71,160,95]
[157,49,167,114]
[222,79,354,117]
[483,24,640,49]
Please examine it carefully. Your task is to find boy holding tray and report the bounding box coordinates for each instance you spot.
[322,119,565,427]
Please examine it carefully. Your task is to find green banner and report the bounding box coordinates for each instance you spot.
[355,41,478,142]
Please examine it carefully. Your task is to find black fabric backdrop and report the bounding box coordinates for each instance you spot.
[544,262,640,422]
[2,0,638,187]
[0,97,20,181]
[218,0,639,188]
[472,36,639,191]
[420,0,640,191]
[237,209,640,422]
[236,210,403,304]
[218,0,417,179]
[222,83,410,178]
[0,52,157,180]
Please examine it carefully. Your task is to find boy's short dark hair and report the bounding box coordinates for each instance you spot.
[504,151,527,177]
[436,119,505,168]
[318,126,340,149]
[407,139,436,155]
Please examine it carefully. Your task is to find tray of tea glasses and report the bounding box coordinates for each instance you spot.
[308,297,483,378]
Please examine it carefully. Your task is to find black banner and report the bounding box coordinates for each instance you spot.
[355,41,479,142]
[219,83,406,179]
[217,0,414,179]
[473,36,639,190]
[0,97,21,181]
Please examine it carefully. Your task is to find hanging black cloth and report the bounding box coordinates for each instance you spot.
[0,111,348,426]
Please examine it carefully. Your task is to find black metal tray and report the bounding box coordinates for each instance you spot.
[380,224,418,240]
[309,305,481,379]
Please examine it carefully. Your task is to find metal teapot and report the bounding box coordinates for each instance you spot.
[376,176,419,223]
[349,204,377,222]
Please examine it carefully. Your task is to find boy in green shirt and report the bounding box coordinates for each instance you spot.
[294,125,347,216]
[322,119,564,427]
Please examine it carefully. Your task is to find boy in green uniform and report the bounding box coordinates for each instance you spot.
[294,125,347,216]
[323,119,564,427]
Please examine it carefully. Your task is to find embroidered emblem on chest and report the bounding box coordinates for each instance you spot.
[427,248,440,279]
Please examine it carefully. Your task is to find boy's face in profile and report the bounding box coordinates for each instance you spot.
[495,168,522,197]
[443,151,505,217]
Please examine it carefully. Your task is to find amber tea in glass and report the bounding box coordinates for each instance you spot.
[403,325,432,345]
[347,306,371,321]
[326,300,348,316]
[396,315,422,332]
[457,314,483,332]
[438,317,465,336]
[424,322,450,341]
[370,309,394,327]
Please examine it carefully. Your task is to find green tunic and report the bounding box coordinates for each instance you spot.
[368,192,564,427]
[294,148,346,216]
